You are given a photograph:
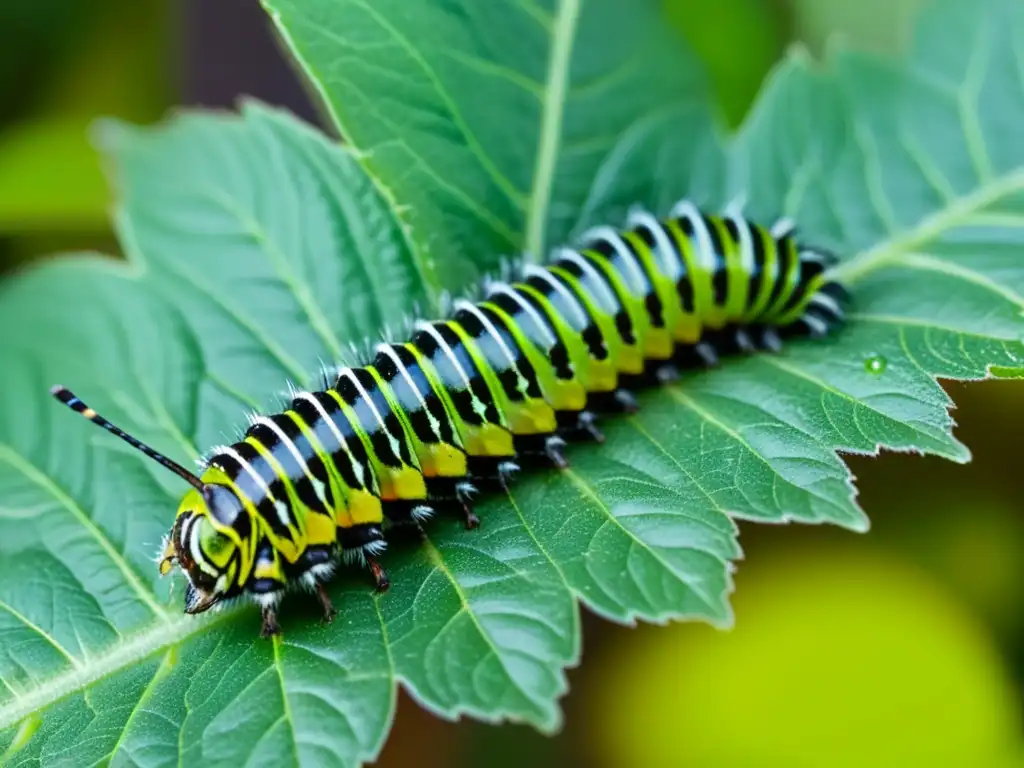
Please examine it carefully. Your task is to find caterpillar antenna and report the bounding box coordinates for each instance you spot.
[50,385,205,491]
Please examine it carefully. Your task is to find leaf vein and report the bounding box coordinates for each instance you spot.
[525,0,581,258]
[563,469,723,612]
[0,599,80,670]
[314,2,527,208]
[197,185,347,363]
[418,539,544,711]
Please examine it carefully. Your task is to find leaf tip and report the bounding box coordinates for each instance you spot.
[535,705,566,737]
[845,512,872,534]
[947,442,974,465]
[708,603,736,631]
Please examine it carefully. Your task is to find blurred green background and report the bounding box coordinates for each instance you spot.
[0,0,1019,765]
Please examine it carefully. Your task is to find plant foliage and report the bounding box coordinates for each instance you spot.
[0,0,1021,765]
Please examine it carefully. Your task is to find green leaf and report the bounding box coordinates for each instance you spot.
[0,0,1022,766]
[262,0,723,294]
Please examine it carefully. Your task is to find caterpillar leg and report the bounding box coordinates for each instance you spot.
[545,436,570,468]
[497,460,519,493]
[756,326,783,353]
[556,410,605,443]
[315,582,338,623]
[694,342,720,367]
[421,478,480,529]
[454,481,481,529]
[260,604,282,638]
[577,411,605,443]
[733,329,756,354]
[339,524,391,593]
[656,364,681,384]
[614,389,640,412]
[367,556,390,592]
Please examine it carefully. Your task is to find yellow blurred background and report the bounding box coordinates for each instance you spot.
[0,0,1019,766]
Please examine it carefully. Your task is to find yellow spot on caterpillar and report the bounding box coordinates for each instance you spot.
[673,316,702,344]
[588,359,619,393]
[547,380,587,412]
[505,401,557,435]
[347,489,384,526]
[481,424,515,456]
[305,510,336,547]
[82,408,96,419]
[618,344,646,375]
[428,443,468,477]
[644,329,675,360]
[253,557,282,582]
[392,466,427,499]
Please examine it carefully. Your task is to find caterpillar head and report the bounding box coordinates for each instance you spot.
[159,484,245,614]
[49,386,245,616]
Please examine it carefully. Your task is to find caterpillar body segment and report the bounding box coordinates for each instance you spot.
[52,201,849,637]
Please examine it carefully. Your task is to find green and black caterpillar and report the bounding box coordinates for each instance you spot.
[52,199,849,637]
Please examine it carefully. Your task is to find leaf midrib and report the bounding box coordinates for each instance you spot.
[0,608,240,732]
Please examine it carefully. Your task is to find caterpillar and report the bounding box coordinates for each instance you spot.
[52,199,849,637]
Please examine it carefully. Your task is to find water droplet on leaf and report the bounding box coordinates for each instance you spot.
[864,355,887,374]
